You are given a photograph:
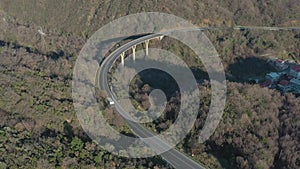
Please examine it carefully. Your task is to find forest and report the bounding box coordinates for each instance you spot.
[0,0,299,168]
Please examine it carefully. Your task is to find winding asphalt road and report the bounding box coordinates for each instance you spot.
[98,32,207,169]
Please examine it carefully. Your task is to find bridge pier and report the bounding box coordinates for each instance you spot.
[145,40,149,56]
[118,36,165,66]
[121,52,125,66]
[132,45,136,61]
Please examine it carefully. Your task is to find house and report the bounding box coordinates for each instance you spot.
[289,65,300,79]
[274,59,289,71]
[260,80,272,88]
[277,80,292,92]
[290,78,300,93]
[266,72,280,82]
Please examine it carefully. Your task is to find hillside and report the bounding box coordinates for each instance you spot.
[0,0,299,168]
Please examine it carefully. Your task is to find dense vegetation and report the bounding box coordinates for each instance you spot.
[0,0,299,168]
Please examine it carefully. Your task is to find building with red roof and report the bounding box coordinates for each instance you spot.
[279,80,289,86]
[292,65,300,71]
[289,65,300,79]
[260,80,272,88]
[277,80,292,92]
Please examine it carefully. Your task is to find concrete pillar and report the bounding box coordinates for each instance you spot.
[121,52,125,66]
[132,45,136,61]
[145,40,149,56]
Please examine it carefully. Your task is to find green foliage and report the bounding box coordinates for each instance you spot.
[70,137,84,151]
[94,153,103,164]
[0,162,7,169]
[0,46,6,53]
